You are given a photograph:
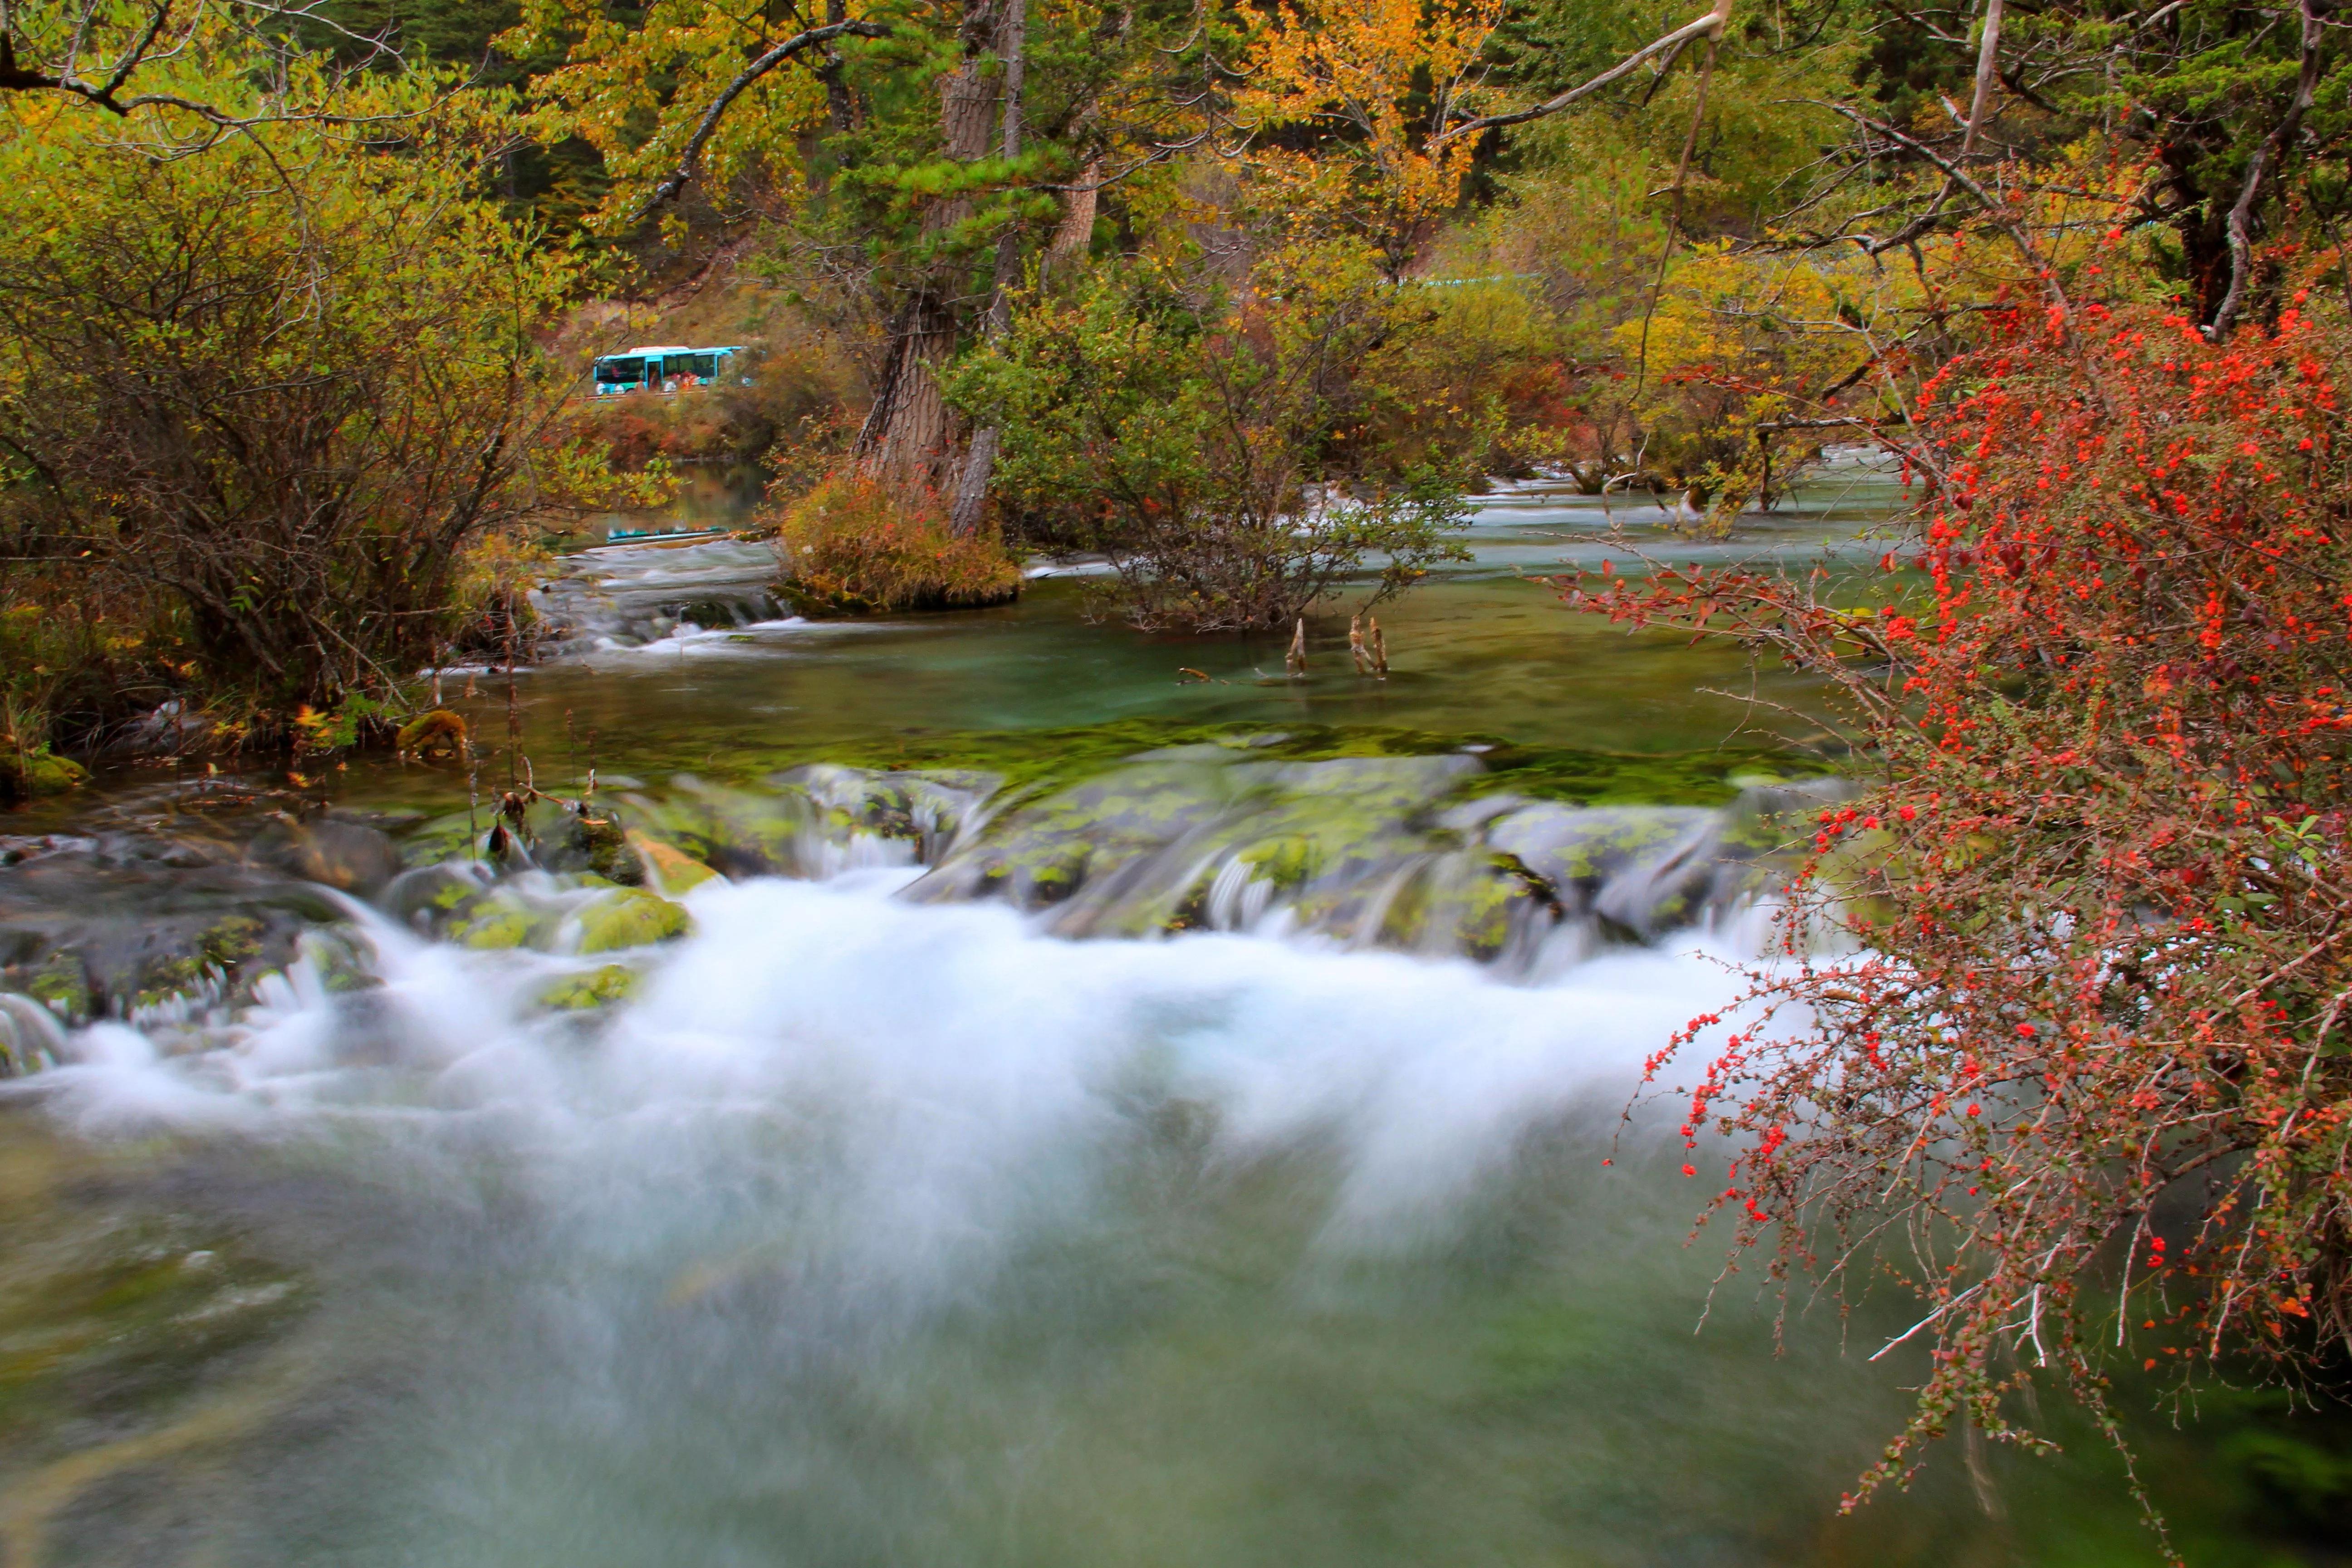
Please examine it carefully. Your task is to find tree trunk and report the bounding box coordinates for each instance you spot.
[853,0,1003,497]
[948,0,1026,536]
[857,290,965,494]
[819,0,858,135]
[1047,157,1100,270]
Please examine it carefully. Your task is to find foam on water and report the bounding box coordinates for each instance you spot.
[29,867,1752,1297]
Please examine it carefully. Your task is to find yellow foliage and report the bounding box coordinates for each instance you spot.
[1235,0,1504,270]
[503,0,832,229]
[1612,243,1890,505]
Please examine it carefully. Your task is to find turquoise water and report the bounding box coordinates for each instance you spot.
[0,468,2344,1568]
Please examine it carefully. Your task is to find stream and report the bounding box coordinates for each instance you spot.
[0,466,2342,1567]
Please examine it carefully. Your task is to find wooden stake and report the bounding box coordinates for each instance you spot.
[1285,617,1308,679]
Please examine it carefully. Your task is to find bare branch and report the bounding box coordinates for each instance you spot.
[1958,0,2004,163]
[2207,0,2326,338]
[1807,99,2067,310]
[1433,0,1733,145]
[638,17,891,215]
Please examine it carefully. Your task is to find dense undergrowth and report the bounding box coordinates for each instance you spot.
[0,38,649,794]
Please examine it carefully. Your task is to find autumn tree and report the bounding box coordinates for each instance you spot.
[505,0,1223,529]
[1232,0,1504,278]
[0,47,620,730]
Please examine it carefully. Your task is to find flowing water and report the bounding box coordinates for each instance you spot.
[0,468,2344,1567]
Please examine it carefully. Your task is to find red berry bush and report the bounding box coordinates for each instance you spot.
[1580,291,2352,1537]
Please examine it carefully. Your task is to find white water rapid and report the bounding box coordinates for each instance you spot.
[45,866,1754,1270]
[4,863,1848,1567]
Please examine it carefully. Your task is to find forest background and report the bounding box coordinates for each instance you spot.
[5,0,2352,1555]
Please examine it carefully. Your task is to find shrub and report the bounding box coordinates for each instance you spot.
[0,52,623,747]
[947,246,1475,632]
[0,573,182,793]
[1583,288,2352,1539]
[766,475,1019,615]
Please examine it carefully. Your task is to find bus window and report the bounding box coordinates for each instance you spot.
[594,357,645,385]
[688,353,718,379]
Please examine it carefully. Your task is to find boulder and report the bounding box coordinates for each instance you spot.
[395,709,468,761]
[246,816,404,896]
[575,887,691,954]
[627,831,719,896]
[536,963,638,1011]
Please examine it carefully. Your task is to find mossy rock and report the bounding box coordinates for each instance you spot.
[395,709,468,760]
[536,963,638,1011]
[299,927,383,994]
[449,891,561,951]
[0,749,85,801]
[775,578,885,619]
[0,993,65,1075]
[575,887,691,954]
[1237,836,1321,891]
[571,812,641,884]
[627,830,719,896]
[246,817,404,895]
[198,914,266,970]
[22,954,92,1027]
[381,863,497,935]
[1489,806,1709,889]
[622,783,815,877]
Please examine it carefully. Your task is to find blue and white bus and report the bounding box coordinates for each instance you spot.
[591,344,748,396]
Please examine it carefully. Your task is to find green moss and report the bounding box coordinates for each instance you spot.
[569,812,641,884]
[601,717,1832,809]
[1237,836,1320,890]
[627,830,719,895]
[451,896,553,951]
[199,915,264,970]
[132,953,205,1009]
[536,963,638,1011]
[1452,867,1526,960]
[1531,811,1696,882]
[394,709,468,757]
[2,748,86,799]
[575,887,691,954]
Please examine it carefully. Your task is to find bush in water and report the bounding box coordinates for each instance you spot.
[946,244,1476,633]
[1580,278,2352,1544]
[765,474,1019,615]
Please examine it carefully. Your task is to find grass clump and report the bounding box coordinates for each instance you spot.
[766,475,1020,616]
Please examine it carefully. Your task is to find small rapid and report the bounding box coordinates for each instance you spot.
[42,866,1751,1278]
[0,462,2300,1565]
[1,853,1839,1568]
